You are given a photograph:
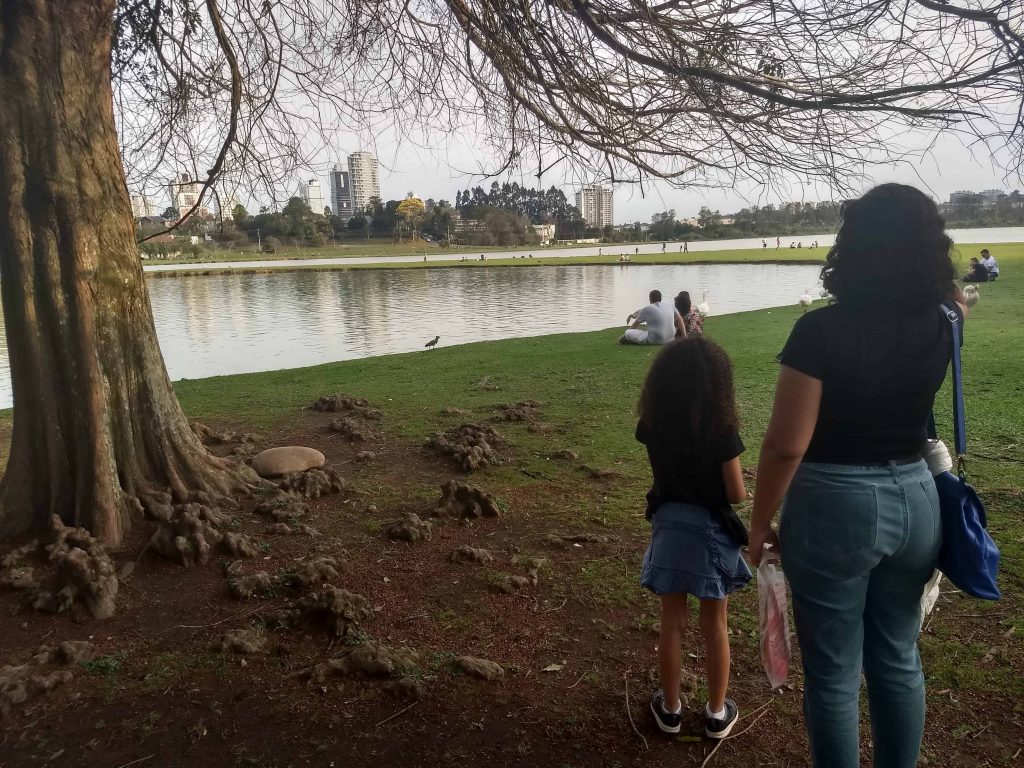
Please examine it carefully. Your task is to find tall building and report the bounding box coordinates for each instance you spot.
[329,164,353,219]
[575,184,614,228]
[130,193,155,218]
[348,151,381,213]
[167,174,210,218]
[296,178,326,215]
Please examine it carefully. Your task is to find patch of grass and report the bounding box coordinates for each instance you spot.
[362,519,381,536]
[576,557,646,607]
[80,652,127,677]
[138,649,231,693]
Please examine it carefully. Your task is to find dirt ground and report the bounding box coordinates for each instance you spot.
[0,404,1021,768]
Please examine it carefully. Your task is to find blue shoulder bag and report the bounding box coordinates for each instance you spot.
[932,304,1001,600]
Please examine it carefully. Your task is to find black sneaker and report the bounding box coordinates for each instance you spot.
[649,690,682,734]
[704,699,739,739]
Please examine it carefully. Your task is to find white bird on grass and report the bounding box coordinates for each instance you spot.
[799,287,814,312]
[697,289,711,318]
[963,284,981,308]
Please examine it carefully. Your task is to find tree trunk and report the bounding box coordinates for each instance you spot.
[0,0,253,547]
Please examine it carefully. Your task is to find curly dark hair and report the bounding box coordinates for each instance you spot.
[822,184,955,308]
[674,291,692,315]
[637,337,738,445]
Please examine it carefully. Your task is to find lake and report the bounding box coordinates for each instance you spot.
[0,262,824,408]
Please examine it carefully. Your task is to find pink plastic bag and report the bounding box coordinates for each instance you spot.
[758,548,792,689]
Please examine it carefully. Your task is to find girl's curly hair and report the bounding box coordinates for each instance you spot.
[822,184,955,308]
[638,337,738,445]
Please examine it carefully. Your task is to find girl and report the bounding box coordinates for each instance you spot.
[636,338,750,738]
[750,184,967,767]
[673,291,704,338]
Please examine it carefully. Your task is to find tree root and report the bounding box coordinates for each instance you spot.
[148,503,257,567]
[436,480,501,518]
[382,513,432,542]
[285,586,373,638]
[424,424,503,472]
[277,468,345,499]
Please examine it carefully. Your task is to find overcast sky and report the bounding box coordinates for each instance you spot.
[296,123,1020,225]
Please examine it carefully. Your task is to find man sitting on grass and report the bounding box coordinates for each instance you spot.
[980,249,1000,280]
[621,290,677,346]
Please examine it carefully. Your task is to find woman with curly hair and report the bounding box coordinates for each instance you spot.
[636,337,750,739]
[749,184,968,767]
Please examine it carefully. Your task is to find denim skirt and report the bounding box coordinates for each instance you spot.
[640,502,752,599]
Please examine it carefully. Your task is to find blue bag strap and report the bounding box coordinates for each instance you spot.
[942,303,967,458]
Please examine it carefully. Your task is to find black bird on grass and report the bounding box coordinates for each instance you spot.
[424,335,440,350]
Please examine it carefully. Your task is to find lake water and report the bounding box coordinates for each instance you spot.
[0,262,824,408]
[142,225,1024,272]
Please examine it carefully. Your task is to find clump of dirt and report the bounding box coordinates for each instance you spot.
[441,407,472,417]
[9,517,120,620]
[215,628,266,656]
[266,522,318,536]
[527,422,555,435]
[307,642,420,682]
[436,480,501,519]
[455,656,504,681]
[288,586,373,638]
[542,532,619,548]
[312,394,383,421]
[493,400,542,423]
[448,545,493,565]
[190,421,260,456]
[149,503,257,567]
[551,449,579,460]
[1,541,39,591]
[473,377,501,391]
[1,640,93,719]
[277,468,345,499]
[282,557,341,589]
[226,566,275,599]
[581,465,624,480]
[490,571,538,595]
[424,423,503,472]
[354,451,376,463]
[329,417,375,442]
[254,490,309,521]
[383,513,432,542]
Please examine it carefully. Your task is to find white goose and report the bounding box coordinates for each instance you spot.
[963,284,981,308]
[799,287,814,312]
[697,289,711,318]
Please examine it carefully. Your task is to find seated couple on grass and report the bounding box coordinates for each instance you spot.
[620,290,703,345]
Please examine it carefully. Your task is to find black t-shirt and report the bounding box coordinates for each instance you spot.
[636,422,744,519]
[777,302,962,464]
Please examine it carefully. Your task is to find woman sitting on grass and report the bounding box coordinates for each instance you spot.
[750,183,967,768]
[673,291,704,337]
[636,338,750,739]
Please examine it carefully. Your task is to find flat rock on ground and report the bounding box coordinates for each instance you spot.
[251,447,325,478]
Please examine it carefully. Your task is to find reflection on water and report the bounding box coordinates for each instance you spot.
[0,263,822,408]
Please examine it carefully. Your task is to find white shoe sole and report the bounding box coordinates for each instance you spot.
[705,715,738,740]
[650,699,681,734]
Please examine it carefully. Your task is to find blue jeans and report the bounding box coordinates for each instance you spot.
[780,460,941,768]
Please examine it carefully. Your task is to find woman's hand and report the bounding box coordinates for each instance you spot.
[748,525,780,567]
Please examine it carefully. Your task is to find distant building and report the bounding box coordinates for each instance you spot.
[575,184,614,229]
[348,152,381,213]
[130,194,155,218]
[531,223,556,245]
[167,174,210,218]
[948,190,976,206]
[329,164,353,219]
[296,178,326,215]
[979,189,1005,206]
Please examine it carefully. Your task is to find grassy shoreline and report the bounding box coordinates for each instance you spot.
[143,241,1022,278]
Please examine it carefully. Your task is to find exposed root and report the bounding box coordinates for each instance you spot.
[551,449,579,460]
[490,571,538,594]
[227,556,339,599]
[542,532,619,548]
[1,640,92,719]
[493,400,542,422]
[424,423,503,472]
[455,656,504,680]
[305,642,420,683]
[277,468,345,499]
[281,557,341,589]
[266,522,318,536]
[215,628,266,655]
[226,565,275,599]
[288,586,373,638]
[149,503,256,567]
[527,422,555,435]
[190,421,260,456]
[23,517,119,619]
[329,417,375,442]
[382,513,432,542]
[254,490,309,521]
[312,394,382,421]
[436,480,501,519]
[354,451,376,463]
[448,545,493,565]
[1,541,40,591]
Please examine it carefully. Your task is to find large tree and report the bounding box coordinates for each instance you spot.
[1,0,1023,545]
